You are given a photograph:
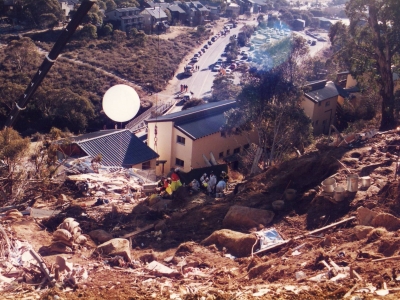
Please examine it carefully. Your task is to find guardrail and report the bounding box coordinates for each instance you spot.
[125,101,173,132]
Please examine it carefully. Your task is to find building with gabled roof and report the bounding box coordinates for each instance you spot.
[146,101,258,175]
[105,7,143,32]
[141,7,169,33]
[301,80,339,135]
[57,129,159,170]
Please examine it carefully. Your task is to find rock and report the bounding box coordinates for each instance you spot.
[146,261,179,277]
[378,237,400,256]
[55,255,73,272]
[357,206,377,226]
[94,238,131,262]
[155,220,166,231]
[150,200,173,212]
[131,204,151,214]
[366,185,380,198]
[201,229,258,258]
[50,242,73,254]
[89,229,113,244]
[354,225,374,240]
[139,252,156,263]
[372,213,400,231]
[223,205,274,229]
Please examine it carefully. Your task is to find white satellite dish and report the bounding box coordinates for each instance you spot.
[102,84,140,122]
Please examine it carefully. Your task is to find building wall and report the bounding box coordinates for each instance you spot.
[147,121,258,175]
[132,158,157,170]
[60,2,74,17]
[147,121,174,174]
[302,96,338,135]
[191,130,258,170]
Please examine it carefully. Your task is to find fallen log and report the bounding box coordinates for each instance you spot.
[121,224,154,239]
[29,249,55,286]
[372,255,400,262]
[254,216,356,255]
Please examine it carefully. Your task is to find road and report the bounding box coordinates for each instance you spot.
[176,22,254,100]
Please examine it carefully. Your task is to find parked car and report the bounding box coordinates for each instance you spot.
[194,53,199,58]
[221,52,227,57]
[191,57,199,62]
[225,69,232,74]
[213,65,221,72]
[204,44,208,49]
[230,63,237,70]
[208,40,213,45]
[311,40,316,46]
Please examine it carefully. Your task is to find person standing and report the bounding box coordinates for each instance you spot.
[216,180,226,197]
[180,84,183,93]
[209,172,217,196]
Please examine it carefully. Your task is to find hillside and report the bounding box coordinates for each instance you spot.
[1,128,400,299]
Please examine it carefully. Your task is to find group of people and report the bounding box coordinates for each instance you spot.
[190,170,229,197]
[155,168,182,198]
[180,84,189,93]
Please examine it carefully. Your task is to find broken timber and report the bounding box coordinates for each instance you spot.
[254,216,356,255]
[372,255,400,262]
[121,224,154,239]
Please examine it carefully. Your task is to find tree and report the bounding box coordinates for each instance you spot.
[231,13,238,21]
[79,23,98,40]
[113,29,126,42]
[211,76,241,101]
[164,9,172,23]
[38,13,58,29]
[222,69,312,166]
[3,37,40,72]
[0,128,30,203]
[330,0,400,130]
[105,0,117,11]
[182,98,205,110]
[20,0,65,28]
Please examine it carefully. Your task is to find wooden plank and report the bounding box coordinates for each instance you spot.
[372,255,400,262]
[30,208,61,218]
[121,224,154,239]
[254,217,356,255]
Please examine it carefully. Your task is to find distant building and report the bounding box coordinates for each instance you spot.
[301,80,339,135]
[58,0,79,18]
[167,4,187,24]
[207,5,220,20]
[56,129,159,170]
[180,1,209,26]
[141,7,168,34]
[292,19,305,31]
[226,3,240,16]
[240,0,269,14]
[146,101,258,175]
[105,7,143,32]
[313,17,334,29]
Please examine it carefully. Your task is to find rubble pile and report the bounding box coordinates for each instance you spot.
[1,129,400,299]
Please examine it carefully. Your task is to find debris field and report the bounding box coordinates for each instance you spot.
[1,129,400,299]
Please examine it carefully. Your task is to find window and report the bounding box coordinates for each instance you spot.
[243,144,250,150]
[318,102,321,106]
[219,152,223,158]
[325,100,330,107]
[177,135,185,145]
[234,147,240,154]
[142,161,151,170]
[315,120,319,125]
[226,149,230,155]
[175,158,184,167]
[323,119,327,125]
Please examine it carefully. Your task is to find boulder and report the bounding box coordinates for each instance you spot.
[201,229,258,258]
[94,238,131,262]
[357,206,377,226]
[89,229,113,244]
[223,205,274,229]
[146,261,179,277]
[150,200,173,212]
[354,225,374,240]
[372,213,400,231]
